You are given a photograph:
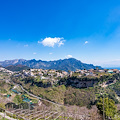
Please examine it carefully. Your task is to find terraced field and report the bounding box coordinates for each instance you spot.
[0,104,91,120]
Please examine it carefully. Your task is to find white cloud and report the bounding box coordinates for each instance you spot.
[66,55,73,59]
[38,37,65,47]
[49,53,53,55]
[84,41,88,44]
[24,44,28,47]
[38,41,41,44]
[33,52,37,55]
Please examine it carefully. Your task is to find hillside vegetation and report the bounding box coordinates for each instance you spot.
[12,73,120,107]
[5,64,30,71]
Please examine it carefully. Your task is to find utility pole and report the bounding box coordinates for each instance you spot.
[102,87,105,120]
[44,106,45,120]
[29,102,30,120]
[100,87,105,120]
[103,96,105,120]
[17,115,18,120]
[12,104,13,110]
[4,110,5,120]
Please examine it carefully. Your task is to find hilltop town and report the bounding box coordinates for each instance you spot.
[6,67,119,79]
[1,65,120,86]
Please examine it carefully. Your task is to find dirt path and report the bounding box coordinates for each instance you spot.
[0,112,17,120]
[101,80,117,88]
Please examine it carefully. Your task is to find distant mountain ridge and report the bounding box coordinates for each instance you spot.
[0,58,102,71]
[5,64,30,71]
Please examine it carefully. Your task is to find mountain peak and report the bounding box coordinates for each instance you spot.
[66,58,76,60]
[66,58,81,61]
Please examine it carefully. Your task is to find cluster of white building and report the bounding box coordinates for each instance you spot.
[0,67,14,75]
[5,67,120,81]
[13,69,68,81]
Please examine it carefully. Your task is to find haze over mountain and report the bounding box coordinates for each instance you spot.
[0,58,102,71]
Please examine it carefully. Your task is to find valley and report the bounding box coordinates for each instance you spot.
[0,65,120,119]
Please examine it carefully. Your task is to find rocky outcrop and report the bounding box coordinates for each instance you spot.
[59,76,98,88]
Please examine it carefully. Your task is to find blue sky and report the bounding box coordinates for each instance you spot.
[1,0,120,67]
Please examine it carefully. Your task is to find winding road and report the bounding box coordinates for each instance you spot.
[12,81,62,107]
